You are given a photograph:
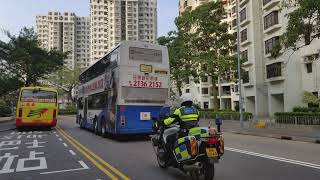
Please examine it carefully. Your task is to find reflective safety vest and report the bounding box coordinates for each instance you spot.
[164,106,199,126]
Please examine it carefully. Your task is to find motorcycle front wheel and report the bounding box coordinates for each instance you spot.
[156,147,169,169]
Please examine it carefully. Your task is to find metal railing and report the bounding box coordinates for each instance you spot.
[275,116,320,126]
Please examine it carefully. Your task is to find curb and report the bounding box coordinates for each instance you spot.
[224,130,319,144]
[0,118,14,124]
[0,127,16,132]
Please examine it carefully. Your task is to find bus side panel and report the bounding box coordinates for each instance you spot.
[116,105,165,134]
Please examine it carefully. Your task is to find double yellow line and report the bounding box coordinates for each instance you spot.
[56,126,130,180]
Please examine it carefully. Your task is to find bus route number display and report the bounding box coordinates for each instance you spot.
[129,75,162,88]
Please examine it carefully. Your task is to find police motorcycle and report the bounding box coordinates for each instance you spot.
[151,108,224,180]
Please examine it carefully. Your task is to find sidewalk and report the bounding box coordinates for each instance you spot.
[0,116,14,123]
[200,119,320,144]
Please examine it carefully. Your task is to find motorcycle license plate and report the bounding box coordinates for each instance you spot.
[206,148,218,158]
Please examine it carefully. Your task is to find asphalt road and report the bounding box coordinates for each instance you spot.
[0,116,319,180]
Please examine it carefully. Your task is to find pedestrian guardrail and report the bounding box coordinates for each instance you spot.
[275,116,320,126]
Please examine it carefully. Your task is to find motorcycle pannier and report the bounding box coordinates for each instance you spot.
[173,136,197,162]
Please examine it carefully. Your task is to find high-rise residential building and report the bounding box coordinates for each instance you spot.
[231,0,320,117]
[90,0,158,62]
[178,0,240,110]
[36,11,91,69]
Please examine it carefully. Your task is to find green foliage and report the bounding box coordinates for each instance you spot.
[0,27,67,96]
[59,105,77,115]
[293,106,320,112]
[0,100,12,117]
[199,110,253,121]
[302,91,319,104]
[46,65,83,103]
[274,112,320,117]
[175,1,236,110]
[282,0,320,49]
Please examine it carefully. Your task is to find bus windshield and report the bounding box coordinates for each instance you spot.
[21,90,57,103]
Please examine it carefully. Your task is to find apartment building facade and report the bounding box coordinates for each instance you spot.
[90,0,157,62]
[233,0,320,116]
[178,0,240,110]
[36,11,91,69]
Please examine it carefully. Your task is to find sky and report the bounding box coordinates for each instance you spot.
[0,0,178,41]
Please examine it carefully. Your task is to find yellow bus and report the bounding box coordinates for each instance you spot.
[16,87,58,128]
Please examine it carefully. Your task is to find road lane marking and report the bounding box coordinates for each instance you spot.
[57,126,130,180]
[55,134,59,137]
[63,143,68,147]
[69,150,76,156]
[226,147,320,170]
[40,161,89,174]
[56,127,118,179]
[58,138,62,141]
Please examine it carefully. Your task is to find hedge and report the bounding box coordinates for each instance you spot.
[0,106,12,117]
[59,109,77,115]
[292,106,320,113]
[199,110,253,121]
[274,112,320,117]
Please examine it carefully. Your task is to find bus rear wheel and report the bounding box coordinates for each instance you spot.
[100,118,107,138]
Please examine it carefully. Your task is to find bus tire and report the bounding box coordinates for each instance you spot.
[79,117,84,129]
[100,117,106,138]
[93,119,98,135]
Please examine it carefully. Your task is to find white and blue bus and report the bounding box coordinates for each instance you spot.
[76,41,170,135]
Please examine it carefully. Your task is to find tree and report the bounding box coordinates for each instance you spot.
[302,91,319,105]
[158,31,196,96]
[282,0,320,50]
[176,1,236,111]
[0,27,67,88]
[46,65,83,104]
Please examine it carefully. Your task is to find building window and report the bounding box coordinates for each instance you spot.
[201,88,209,95]
[186,89,190,93]
[265,36,280,54]
[241,50,248,62]
[240,29,247,42]
[201,76,208,83]
[240,8,246,22]
[306,63,313,73]
[203,102,209,109]
[232,19,237,27]
[263,0,272,6]
[264,11,279,30]
[267,62,282,78]
[186,78,190,84]
[243,71,249,83]
[232,6,236,14]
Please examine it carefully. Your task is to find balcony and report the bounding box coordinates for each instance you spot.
[239,0,249,7]
[263,0,280,11]
[266,62,284,82]
[264,24,281,34]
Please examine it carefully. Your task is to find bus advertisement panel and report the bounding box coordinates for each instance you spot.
[77,41,170,135]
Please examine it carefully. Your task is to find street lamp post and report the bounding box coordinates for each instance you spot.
[236,0,244,128]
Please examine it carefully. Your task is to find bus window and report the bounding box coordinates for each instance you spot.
[88,93,107,109]
[21,90,57,103]
[78,98,84,109]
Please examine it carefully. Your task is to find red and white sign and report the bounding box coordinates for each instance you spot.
[140,112,151,120]
[79,74,106,96]
[126,74,168,89]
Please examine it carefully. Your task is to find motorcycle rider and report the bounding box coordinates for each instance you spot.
[161,93,200,153]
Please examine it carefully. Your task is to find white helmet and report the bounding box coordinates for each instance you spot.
[180,93,193,104]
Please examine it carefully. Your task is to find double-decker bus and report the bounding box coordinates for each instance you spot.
[76,41,170,135]
[16,87,58,129]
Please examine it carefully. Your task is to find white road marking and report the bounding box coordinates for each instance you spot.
[69,150,76,156]
[40,161,89,175]
[63,143,68,147]
[55,134,59,137]
[53,131,57,134]
[58,138,63,141]
[226,147,320,170]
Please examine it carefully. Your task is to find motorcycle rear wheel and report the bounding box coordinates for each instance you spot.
[203,161,215,180]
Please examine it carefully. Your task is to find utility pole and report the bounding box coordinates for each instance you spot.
[236,0,244,128]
